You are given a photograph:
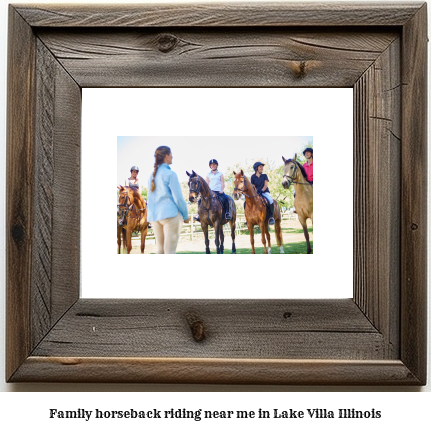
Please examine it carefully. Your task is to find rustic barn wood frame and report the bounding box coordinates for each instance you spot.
[6,2,427,385]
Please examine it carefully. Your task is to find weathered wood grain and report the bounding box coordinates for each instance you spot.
[15,2,423,27]
[353,38,401,359]
[32,39,81,350]
[32,299,383,359]
[12,358,421,385]
[6,7,37,382]
[400,3,428,384]
[37,29,398,88]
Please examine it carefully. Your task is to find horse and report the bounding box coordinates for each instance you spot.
[186,170,236,254]
[233,170,284,254]
[117,185,149,254]
[282,155,313,254]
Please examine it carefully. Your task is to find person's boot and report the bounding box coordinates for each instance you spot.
[268,203,275,225]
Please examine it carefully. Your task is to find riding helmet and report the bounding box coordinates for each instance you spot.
[130,166,139,172]
[209,159,218,166]
[303,148,313,156]
[253,161,265,171]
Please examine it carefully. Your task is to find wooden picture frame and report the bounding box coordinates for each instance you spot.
[6,2,427,384]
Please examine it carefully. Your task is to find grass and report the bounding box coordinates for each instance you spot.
[176,241,313,255]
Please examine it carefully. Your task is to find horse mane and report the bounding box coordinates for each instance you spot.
[244,174,257,194]
[286,159,311,183]
[127,186,146,209]
[191,172,213,196]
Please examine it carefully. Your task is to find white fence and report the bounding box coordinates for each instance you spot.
[132,213,297,243]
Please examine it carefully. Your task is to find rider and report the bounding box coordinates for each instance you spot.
[118,165,145,226]
[250,161,275,225]
[194,159,232,222]
[302,148,313,184]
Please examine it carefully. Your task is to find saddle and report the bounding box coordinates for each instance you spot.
[215,193,229,220]
[259,194,271,222]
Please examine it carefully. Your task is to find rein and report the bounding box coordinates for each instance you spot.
[234,176,259,199]
[189,176,220,224]
[118,189,146,232]
[283,162,312,186]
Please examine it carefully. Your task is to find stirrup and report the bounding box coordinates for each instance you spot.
[194,215,200,221]
[268,217,275,225]
[225,212,232,220]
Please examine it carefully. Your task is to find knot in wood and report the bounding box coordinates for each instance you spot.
[411,223,418,231]
[283,312,292,319]
[11,222,26,245]
[157,34,178,53]
[186,314,206,342]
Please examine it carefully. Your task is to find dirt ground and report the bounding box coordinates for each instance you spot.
[123,219,312,254]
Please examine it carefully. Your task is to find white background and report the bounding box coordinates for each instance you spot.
[81,88,353,299]
[0,0,429,422]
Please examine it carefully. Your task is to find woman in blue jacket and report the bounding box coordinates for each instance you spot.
[147,146,189,254]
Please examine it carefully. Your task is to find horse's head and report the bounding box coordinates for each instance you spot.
[233,170,246,200]
[117,185,131,209]
[186,170,201,203]
[282,155,298,189]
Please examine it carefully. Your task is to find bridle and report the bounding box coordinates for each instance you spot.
[117,189,131,214]
[283,161,311,186]
[189,176,220,223]
[189,176,218,202]
[117,188,146,231]
[234,175,259,198]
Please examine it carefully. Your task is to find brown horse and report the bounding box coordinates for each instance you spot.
[187,170,236,254]
[233,170,284,254]
[282,155,313,254]
[117,186,149,254]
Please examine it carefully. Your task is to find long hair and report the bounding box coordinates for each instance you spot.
[151,146,171,192]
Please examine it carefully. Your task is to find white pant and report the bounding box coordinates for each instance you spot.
[152,212,183,254]
[262,192,273,204]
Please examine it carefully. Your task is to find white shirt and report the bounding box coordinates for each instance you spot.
[207,170,223,192]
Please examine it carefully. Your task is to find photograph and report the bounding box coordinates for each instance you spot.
[116,136,313,255]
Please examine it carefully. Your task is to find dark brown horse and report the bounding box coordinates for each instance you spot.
[282,155,313,254]
[187,170,236,254]
[117,186,149,254]
[233,170,284,254]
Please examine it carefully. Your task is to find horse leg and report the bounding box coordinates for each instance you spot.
[117,225,122,254]
[248,222,256,254]
[274,203,284,254]
[230,220,236,254]
[220,226,224,254]
[122,228,127,252]
[202,223,210,254]
[140,225,148,254]
[126,226,133,254]
[214,221,221,254]
[275,218,284,254]
[260,222,268,254]
[265,223,272,254]
[299,215,312,254]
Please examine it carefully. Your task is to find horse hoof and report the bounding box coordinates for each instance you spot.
[280,248,285,254]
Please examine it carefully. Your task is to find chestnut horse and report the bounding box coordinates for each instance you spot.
[282,155,313,254]
[187,170,236,254]
[117,185,149,254]
[233,170,284,254]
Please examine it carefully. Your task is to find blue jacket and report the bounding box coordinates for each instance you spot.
[147,163,189,222]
